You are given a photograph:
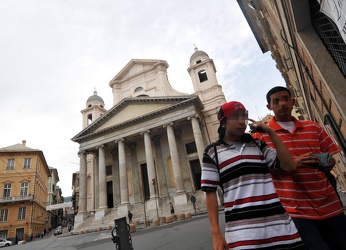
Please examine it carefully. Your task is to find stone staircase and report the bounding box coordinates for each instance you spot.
[73,191,208,232]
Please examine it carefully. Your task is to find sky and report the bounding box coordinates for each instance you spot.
[0,0,285,197]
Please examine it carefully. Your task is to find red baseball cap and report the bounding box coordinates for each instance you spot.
[218,101,246,122]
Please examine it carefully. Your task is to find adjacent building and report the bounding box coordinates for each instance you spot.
[47,167,60,228]
[71,48,227,228]
[0,141,51,241]
[237,0,346,189]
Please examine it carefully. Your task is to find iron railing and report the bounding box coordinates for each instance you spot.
[310,0,346,78]
[0,195,33,203]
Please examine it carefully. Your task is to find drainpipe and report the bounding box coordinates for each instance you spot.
[29,154,38,239]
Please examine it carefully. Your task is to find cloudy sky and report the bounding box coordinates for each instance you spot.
[0,0,285,197]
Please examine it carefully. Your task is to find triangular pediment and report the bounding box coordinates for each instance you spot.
[72,96,203,142]
[110,59,168,83]
[97,102,172,132]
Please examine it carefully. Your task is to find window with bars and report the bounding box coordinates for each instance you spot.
[310,0,346,77]
[0,209,8,222]
[6,159,15,169]
[23,158,31,168]
[18,207,26,220]
[185,142,197,155]
[106,165,112,176]
[3,184,11,198]
[20,182,28,196]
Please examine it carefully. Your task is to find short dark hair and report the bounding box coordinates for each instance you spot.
[266,86,291,104]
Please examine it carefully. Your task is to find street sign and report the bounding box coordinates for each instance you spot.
[190,195,196,204]
[190,195,197,217]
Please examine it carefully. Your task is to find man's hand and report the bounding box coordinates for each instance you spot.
[248,119,272,134]
[294,152,320,168]
[212,231,229,250]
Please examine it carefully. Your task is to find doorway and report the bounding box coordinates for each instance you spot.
[140,163,150,201]
[16,228,24,241]
[190,159,201,190]
[107,181,114,208]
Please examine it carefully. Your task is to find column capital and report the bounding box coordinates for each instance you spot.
[78,150,86,156]
[115,138,126,144]
[140,129,151,136]
[163,122,174,128]
[95,144,105,150]
[187,114,200,121]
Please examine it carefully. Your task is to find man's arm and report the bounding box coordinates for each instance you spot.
[249,119,295,172]
[266,129,296,171]
[205,191,228,250]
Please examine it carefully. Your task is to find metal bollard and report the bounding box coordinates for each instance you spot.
[111,217,134,250]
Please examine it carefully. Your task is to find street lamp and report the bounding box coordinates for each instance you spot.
[151,178,159,219]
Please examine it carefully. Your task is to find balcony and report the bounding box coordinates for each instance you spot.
[0,195,33,203]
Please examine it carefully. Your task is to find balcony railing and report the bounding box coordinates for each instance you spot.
[0,195,33,203]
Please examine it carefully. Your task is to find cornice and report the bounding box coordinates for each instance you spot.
[72,95,203,143]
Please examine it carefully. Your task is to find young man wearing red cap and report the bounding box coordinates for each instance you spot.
[253,86,346,250]
[201,101,304,250]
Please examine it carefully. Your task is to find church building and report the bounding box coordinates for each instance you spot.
[71,48,226,228]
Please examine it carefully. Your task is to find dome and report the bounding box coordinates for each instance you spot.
[86,91,105,107]
[190,47,209,64]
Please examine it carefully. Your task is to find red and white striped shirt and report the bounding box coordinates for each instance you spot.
[201,138,303,249]
[253,116,343,220]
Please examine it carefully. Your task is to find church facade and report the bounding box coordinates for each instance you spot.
[71,49,226,227]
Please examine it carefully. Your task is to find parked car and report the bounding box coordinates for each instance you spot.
[0,238,12,247]
[54,226,62,236]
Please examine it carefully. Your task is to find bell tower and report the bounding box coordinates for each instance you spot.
[187,47,226,113]
[81,90,107,128]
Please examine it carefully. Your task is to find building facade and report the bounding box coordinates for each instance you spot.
[47,167,60,228]
[71,49,227,228]
[237,0,346,189]
[0,141,51,241]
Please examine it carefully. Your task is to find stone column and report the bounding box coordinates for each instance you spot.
[174,128,192,193]
[188,115,205,165]
[94,154,99,211]
[98,145,107,210]
[153,135,168,197]
[129,142,141,203]
[164,123,185,193]
[78,151,87,214]
[118,139,129,204]
[142,130,157,199]
[111,148,120,206]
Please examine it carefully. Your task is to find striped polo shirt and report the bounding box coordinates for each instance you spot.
[201,138,303,249]
[253,116,343,220]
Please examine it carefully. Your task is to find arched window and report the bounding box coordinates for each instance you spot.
[87,114,92,125]
[134,87,143,93]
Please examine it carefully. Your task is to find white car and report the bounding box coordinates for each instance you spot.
[54,226,62,236]
[0,238,12,247]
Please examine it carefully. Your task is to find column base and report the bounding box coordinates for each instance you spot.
[146,199,158,210]
[174,193,187,205]
[75,213,87,224]
[95,208,108,220]
[117,204,130,218]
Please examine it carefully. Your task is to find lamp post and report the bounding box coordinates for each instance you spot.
[151,178,159,219]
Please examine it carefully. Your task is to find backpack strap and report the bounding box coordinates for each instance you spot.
[213,144,224,194]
